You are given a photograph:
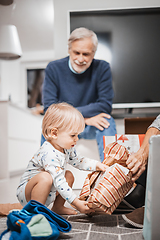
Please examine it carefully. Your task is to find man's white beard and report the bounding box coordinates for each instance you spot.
[74,59,87,66]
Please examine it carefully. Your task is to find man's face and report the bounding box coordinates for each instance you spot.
[69,37,95,73]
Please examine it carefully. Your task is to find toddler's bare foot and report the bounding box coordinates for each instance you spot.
[51,206,77,215]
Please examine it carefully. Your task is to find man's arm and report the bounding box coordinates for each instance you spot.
[77,60,114,118]
[126,127,160,181]
[79,60,114,129]
[42,62,59,113]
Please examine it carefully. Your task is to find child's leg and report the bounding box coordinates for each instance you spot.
[51,170,77,215]
[25,171,53,205]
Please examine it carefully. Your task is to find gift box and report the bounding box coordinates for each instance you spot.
[79,142,133,214]
[103,134,145,160]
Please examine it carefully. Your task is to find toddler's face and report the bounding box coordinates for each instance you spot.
[52,129,80,153]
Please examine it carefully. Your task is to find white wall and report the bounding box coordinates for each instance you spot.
[0,59,21,103]
[0,50,54,108]
[53,0,160,59]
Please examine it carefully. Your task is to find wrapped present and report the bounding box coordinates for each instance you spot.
[79,142,133,215]
[103,141,130,167]
[103,134,145,160]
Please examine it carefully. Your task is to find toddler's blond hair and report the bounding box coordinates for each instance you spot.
[42,102,85,140]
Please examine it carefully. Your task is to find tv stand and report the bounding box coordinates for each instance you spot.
[126,107,133,114]
[111,104,160,134]
[112,102,160,110]
[112,103,160,119]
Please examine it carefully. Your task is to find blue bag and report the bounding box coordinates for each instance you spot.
[0,200,72,240]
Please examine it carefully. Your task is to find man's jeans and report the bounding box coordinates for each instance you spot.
[41,116,117,162]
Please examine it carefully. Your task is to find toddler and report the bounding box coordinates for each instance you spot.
[17,102,107,215]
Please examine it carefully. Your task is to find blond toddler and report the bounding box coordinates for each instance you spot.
[17,102,107,215]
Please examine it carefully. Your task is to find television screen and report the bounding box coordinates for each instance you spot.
[70,8,160,106]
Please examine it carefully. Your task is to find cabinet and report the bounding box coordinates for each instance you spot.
[0,101,42,179]
[125,116,156,134]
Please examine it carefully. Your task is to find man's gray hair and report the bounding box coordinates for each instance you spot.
[68,27,98,53]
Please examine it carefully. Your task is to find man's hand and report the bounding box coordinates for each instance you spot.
[85,113,111,130]
[126,127,160,182]
[126,150,147,182]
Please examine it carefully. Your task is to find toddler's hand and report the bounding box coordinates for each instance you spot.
[96,162,108,172]
[72,198,94,214]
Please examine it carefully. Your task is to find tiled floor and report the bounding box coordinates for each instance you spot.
[0,175,144,240]
[59,213,144,240]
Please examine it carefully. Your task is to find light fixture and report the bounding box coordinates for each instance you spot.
[0,0,13,5]
[0,24,22,60]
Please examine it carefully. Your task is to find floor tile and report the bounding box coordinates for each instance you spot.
[89,232,118,240]
[0,217,7,234]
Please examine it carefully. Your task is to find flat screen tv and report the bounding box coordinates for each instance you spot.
[70,8,160,109]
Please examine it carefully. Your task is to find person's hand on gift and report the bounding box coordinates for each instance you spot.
[72,197,94,214]
[126,127,160,182]
[96,162,108,172]
[126,150,147,182]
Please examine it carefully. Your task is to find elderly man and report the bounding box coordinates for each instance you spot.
[122,115,160,228]
[42,27,117,162]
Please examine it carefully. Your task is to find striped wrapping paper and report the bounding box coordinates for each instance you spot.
[103,141,130,167]
[79,142,133,215]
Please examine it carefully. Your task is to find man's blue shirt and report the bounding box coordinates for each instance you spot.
[42,56,114,118]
